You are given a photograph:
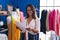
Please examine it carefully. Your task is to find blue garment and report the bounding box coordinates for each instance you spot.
[28,33,39,40]
[0,15,8,35]
[0,15,7,25]
[20,33,25,40]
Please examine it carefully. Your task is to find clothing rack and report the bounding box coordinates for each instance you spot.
[40,5,56,7]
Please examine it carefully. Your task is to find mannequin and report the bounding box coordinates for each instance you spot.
[7,8,21,40]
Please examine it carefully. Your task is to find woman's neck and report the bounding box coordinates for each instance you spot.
[28,16,32,18]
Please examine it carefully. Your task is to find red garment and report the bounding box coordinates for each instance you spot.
[49,10,54,30]
[53,10,60,36]
[49,9,60,36]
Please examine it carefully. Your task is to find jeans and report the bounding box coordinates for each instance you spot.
[28,33,39,40]
[20,33,25,40]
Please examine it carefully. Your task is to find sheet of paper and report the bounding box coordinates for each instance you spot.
[16,22,26,31]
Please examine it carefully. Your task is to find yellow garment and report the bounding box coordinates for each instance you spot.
[7,16,21,40]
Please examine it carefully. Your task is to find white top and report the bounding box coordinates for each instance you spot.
[16,17,40,34]
[25,19,40,40]
[0,34,8,40]
[26,18,40,34]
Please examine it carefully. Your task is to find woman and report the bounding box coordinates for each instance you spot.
[26,4,40,40]
[16,4,40,40]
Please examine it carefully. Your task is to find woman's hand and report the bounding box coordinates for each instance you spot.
[16,27,22,31]
[26,27,32,31]
[26,27,38,33]
[32,29,38,33]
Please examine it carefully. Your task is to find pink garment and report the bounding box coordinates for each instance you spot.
[58,11,60,36]
[49,10,54,30]
[20,11,24,21]
[53,10,60,36]
[53,10,59,36]
[49,9,60,36]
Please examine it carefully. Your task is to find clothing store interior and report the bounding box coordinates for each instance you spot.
[40,0,60,40]
[0,0,60,40]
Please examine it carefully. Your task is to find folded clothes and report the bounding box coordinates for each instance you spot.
[0,29,8,32]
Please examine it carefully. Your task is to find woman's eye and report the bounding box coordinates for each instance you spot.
[27,9,32,11]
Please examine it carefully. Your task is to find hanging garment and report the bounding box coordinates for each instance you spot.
[49,31,56,40]
[49,9,60,36]
[49,10,53,30]
[0,34,8,40]
[53,10,59,36]
[0,15,8,35]
[7,11,21,40]
[40,10,48,34]
[20,11,24,22]
[46,11,49,31]
[58,11,60,36]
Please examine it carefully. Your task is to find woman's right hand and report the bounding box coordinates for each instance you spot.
[32,29,38,33]
[26,27,32,31]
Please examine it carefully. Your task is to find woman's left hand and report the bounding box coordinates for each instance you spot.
[26,27,32,31]
[32,29,38,33]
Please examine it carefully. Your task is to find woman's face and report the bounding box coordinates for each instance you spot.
[27,7,33,16]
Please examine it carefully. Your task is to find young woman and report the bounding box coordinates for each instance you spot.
[16,4,40,40]
[25,4,40,40]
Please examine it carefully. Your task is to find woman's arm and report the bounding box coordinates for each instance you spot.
[32,18,40,33]
[26,27,38,33]
[16,18,26,31]
[32,29,38,33]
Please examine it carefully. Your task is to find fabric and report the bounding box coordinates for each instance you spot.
[16,17,26,33]
[39,32,46,40]
[26,18,40,34]
[49,31,56,40]
[52,10,60,36]
[26,18,40,40]
[40,10,48,34]
[0,15,7,26]
[53,10,59,36]
[7,11,21,40]
[56,36,59,40]
[58,11,60,36]
[40,31,56,40]
[28,33,39,40]
[20,12,24,22]
[49,10,54,30]
[46,11,49,31]
[20,33,25,40]
[0,34,8,40]
[0,15,8,35]
[49,10,60,36]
